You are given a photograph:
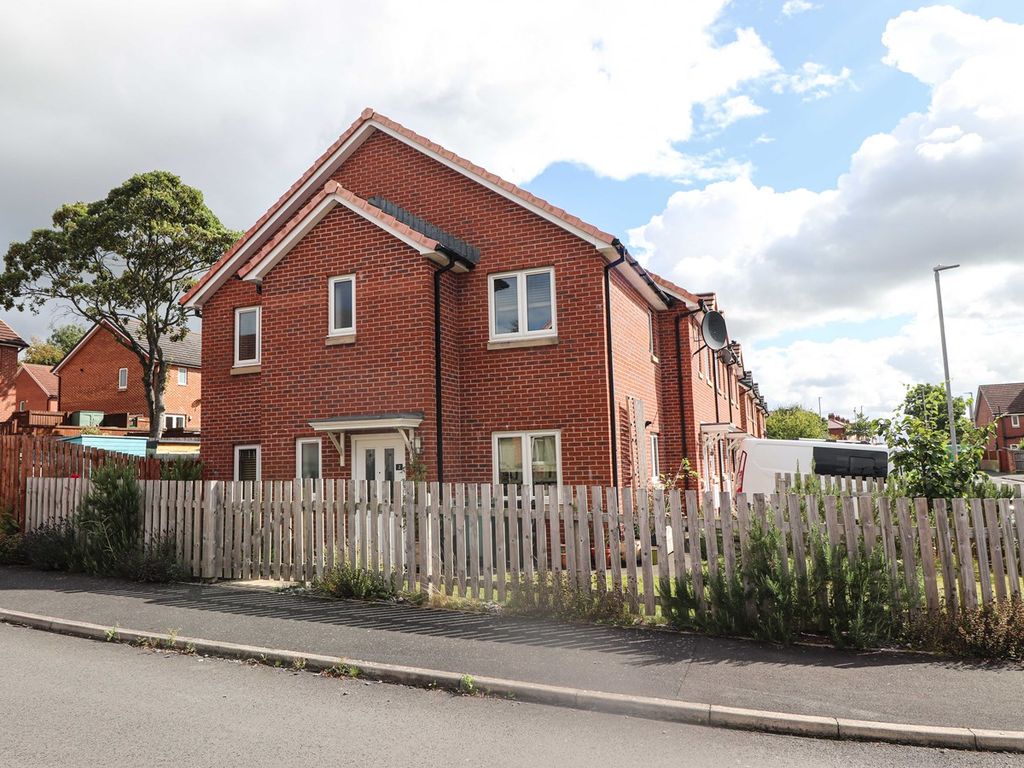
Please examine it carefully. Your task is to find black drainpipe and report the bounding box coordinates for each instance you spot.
[673,310,699,490]
[433,251,457,483]
[604,247,627,488]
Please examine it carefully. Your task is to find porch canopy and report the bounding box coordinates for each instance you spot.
[308,412,423,466]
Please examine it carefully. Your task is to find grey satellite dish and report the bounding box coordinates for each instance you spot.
[701,310,729,351]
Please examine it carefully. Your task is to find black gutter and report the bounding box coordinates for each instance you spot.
[433,250,459,483]
[604,246,628,488]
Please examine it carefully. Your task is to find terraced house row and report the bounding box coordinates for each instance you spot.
[181,109,769,491]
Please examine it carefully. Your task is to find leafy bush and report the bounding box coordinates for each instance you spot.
[119,536,188,583]
[22,521,78,571]
[314,565,399,601]
[161,458,203,481]
[75,462,143,575]
[808,535,905,649]
[907,599,1024,661]
[505,573,630,624]
[0,533,25,565]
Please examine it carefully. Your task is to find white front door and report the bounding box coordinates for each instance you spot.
[352,434,407,485]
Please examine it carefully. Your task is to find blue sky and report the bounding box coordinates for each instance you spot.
[2,1,1023,417]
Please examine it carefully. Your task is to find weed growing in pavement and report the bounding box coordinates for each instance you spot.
[105,626,119,642]
[504,572,632,625]
[459,674,477,696]
[313,564,399,601]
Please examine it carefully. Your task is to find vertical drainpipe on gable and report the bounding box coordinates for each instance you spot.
[433,251,457,484]
[673,310,699,490]
[604,245,627,488]
[711,348,724,493]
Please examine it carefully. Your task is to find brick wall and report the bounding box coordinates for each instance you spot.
[977,396,1024,471]
[14,369,56,412]
[58,326,201,428]
[0,345,18,421]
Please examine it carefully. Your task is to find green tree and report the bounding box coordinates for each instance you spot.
[766,405,828,441]
[22,323,85,365]
[879,383,998,499]
[0,172,238,439]
[844,408,878,442]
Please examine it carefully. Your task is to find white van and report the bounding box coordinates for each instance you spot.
[734,438,889,495]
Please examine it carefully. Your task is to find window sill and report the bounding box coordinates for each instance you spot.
[487,336,559,351]
[650,354,660,365]
[231,364,261,376]
[325,333,356,346]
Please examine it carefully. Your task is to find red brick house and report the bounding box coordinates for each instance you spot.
[182,108,768,489]
[54,319,202,431]
[0,319,28,421]
[15,363,59,413]
[976,382,1024,472]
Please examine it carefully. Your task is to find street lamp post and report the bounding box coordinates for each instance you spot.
[933,264,960,459]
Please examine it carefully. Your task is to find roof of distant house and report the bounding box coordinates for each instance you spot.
[0,318,27,348]
[18,363,59,398]
[978,382,1024,415]
[55,318,202,373]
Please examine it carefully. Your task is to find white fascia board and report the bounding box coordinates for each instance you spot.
[310,416,424,432]
[244,193,439,283]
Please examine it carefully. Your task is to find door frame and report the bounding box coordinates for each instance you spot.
[351,433,407,483]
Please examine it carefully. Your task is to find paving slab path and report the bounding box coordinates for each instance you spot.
[1,566,1021,731]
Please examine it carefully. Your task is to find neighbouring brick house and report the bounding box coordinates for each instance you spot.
[975,382,1024,472]
[15,363,59,413]
[182,108,768,489]
[54,319,202,431]
[0,319,28,421]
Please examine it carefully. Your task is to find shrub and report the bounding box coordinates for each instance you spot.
[505,573,630,624]
[75,462,143,575]
[22,521,78,571]
[314,565,399,601]
[808,535,906,649]
[907,599,1024,661]
[0,533,25,565]
[161,458,203,481]
[119,536,188,583]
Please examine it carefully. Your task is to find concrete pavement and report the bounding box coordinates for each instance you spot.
[2,622,1016,768]
[1,566,1022,732]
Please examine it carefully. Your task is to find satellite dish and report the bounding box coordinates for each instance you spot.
[701,310,729,351]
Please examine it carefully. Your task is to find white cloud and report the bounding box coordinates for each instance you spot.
[772,61,853,100]
[781,1,819,18]
[703,95,767,129]
[632,6,1024,416]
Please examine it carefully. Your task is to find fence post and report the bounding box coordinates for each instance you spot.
[202,481,223,580]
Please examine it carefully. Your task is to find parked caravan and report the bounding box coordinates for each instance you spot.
[735,438,888,495]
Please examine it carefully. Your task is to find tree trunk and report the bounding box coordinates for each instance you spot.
[143,357,165,441]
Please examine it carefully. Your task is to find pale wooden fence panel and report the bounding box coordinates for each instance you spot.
[20,478,1024,618]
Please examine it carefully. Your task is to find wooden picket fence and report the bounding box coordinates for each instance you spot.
[22,476,1024,618]
[775,472,888,496]
[0,435,162,528]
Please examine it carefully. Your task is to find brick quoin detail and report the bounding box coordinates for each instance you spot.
[195,117,770,489]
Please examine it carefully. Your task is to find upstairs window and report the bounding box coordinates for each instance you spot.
[117,367,128,390]
[165,413,186,430]
[648,310,657,358]
[234,306,261,366]
[1012,414,1021,428]
[328,275,356,336]
[177,367,188,386]
[488,268,556,341]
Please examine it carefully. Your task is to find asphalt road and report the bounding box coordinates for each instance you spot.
[0,623,1016,768]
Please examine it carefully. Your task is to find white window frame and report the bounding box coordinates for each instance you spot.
[327,274,356,337]
[233,444,261,482]
[648,310,656,357]
[234,306,261,366]
[1012,414,1021,428]
[650,433,660,480]
[177,367,188,386]
[18,400,26,412]
[295,437,323,480]
[164,413,186,430]
[491,430,562,487]
[487,267,557,342]
[117,367,128,390]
